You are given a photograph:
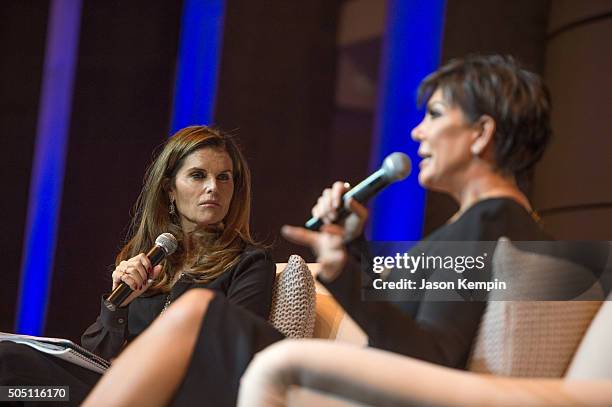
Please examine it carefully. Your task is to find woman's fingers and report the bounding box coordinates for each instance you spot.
[137,253,152,272]
[134,253,152,281]
[320,223,345,236]
[281,225,319,247]
[110,252,162,306]
[321,188,335,221]
[113,260,128,281]
[123,266,145,290]
[120,273,140,291]
[331,181,350,209]
[111,261,127,290]
[150,264,163,279]
[282,223,347,282]
[112,253,154,292]
[313,195,326,219]
[311,181,351,224]
[346,198,368,221]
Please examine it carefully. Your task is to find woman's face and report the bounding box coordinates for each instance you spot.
[411,88,478,193]
[170,147,234,233]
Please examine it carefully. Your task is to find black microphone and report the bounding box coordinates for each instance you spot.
[305,152,411,231]
[104,233,178,311]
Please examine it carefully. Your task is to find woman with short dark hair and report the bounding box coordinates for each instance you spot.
[417,54,551,184]
[283,54,551,368]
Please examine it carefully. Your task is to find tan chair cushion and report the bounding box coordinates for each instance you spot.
[313,282,367,345]
[270,255,316,338]
[468,238,603,377]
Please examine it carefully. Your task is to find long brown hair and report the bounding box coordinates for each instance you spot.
[117,126,256,292]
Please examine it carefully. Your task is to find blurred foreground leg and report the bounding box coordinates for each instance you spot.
[239,339,612,407]
[82,289,214,407]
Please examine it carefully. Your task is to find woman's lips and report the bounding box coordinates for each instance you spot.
[419,157,431,168]
[199,202,220,207]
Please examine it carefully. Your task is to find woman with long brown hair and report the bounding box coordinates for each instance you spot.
[0,125,283,406]
[81,125,283,405]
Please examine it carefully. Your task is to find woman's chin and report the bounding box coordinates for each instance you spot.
[418,173,447,193]
[418,172,433,189]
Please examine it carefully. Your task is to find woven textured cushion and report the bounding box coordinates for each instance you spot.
[269,255,316,339]
[468,238,603,377]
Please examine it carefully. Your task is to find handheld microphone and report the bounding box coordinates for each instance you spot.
[305,152,411,231]
[104,233,178,311]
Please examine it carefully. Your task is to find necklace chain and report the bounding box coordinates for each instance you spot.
[160,272,185,314]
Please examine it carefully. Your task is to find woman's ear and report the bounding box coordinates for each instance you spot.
[163,178,175,202]
[471,115,496,156]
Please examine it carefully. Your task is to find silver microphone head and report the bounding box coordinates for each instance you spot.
[382,152,411,181]
[155,233,178,255]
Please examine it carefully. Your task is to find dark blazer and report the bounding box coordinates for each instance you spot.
[321,198,548,369]
[81,247,276,360]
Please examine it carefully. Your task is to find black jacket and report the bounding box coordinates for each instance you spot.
[81,247,275,360]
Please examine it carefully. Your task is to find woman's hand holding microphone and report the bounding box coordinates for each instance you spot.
[111,253,163,307]
[282,181,368,282]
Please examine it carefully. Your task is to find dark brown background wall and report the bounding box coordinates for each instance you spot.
[533,0,612,239]
[215,1,341,262]
[1,1,50,335]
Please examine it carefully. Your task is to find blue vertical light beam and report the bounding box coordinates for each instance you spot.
[370,0,446,241]
[16,0,82,335]
[171,0,226,131]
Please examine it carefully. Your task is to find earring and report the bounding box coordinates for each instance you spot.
[169,200,176,216]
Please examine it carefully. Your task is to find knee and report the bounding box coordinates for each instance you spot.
[244,340,339,387]
[240,340,309,406]
[161,288,215,329]
[244,340,302,382]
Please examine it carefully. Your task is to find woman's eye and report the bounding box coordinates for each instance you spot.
[191,171,205,179]
[217,173,231,181]
[428,109,441,119]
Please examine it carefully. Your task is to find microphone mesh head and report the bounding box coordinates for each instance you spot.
[155,233,178,255]
[382,152,411,181]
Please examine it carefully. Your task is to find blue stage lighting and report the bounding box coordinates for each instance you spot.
[16,0,83,335]
[370,0,446,241]
[171,0,226,131]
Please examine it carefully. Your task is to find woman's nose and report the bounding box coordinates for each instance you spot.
[411,120,424,142]
[204,178,218,193]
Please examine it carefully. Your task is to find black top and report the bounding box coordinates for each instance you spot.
[81,247,276,360]
[321,198,548,369]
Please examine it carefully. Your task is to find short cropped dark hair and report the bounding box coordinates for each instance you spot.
[418,55,552,180]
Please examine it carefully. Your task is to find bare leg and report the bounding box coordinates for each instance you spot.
[83,289,215,407]
[240,340,612,407]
